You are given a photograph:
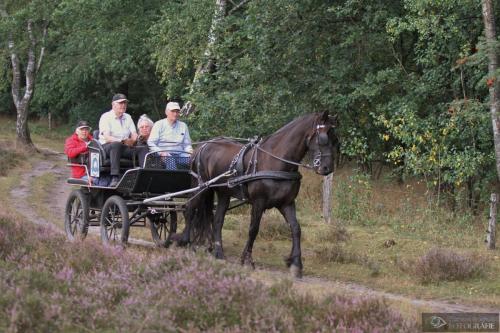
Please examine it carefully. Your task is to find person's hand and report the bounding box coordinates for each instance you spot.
[159,151,171,157]
[122,138,135,147]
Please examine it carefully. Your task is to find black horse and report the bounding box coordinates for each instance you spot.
[179,111,339,277]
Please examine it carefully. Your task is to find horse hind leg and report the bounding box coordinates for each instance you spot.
[240,202,264,269]
[213,193,230,259]
[278,202,303,278]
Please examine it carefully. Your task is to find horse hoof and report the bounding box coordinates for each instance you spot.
[290,265,302,279]
[241,254,255,269]
[283,256,293,267]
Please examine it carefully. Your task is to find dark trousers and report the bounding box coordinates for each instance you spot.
[134,145,149,168]
[102,142,134,176]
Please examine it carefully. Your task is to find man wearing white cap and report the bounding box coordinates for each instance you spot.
[98,93,138,187]
[147,101,193,157]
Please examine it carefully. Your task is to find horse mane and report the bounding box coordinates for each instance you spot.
[261,113,317,144]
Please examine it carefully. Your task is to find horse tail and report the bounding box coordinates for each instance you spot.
[181,187,215,248]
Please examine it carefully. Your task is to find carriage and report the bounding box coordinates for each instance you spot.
[64,112,338,278]
[64,141,231,247]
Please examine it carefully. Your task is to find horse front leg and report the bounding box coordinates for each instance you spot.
[213,193,230,259]
[278,202,303,278]
[241,202,264,269]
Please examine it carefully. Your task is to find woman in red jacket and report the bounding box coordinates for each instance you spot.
[64,120,93,181]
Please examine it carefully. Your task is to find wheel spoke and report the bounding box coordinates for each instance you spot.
[104,203,124,243]
[69,199,82,235]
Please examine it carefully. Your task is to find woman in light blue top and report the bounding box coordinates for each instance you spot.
[148,102,193,157]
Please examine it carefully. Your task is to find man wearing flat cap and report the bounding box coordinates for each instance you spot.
[98,93,138,187]
[64,120,93,182]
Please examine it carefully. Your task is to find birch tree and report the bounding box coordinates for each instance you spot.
[481,0,500,181]
[482,0,499,249]
[0,1,51,148]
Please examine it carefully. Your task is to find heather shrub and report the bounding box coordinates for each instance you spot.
[0,215,417,332]
[0,144,23,176]
[316,224,351,243]
[256,215,290,241]
[269,280,417,332]
[314,244,355,264]
[401,247,486,284]
[313,244,381,277]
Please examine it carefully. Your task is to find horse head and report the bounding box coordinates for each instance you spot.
[306,111,339,175]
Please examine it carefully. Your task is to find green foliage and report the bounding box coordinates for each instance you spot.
[334,172,375,225]
[32,0,166,125]
[150,0,215,99]
[1,0,498,201]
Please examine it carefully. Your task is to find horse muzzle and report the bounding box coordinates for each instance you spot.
[316,165,334,176]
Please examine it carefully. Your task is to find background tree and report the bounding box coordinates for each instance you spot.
[33,0,166,127]
[0,0,56,148]
[481,0,500,182]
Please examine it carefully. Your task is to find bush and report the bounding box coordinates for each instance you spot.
[257,213,290,241]
[316,224,351,243]
[313,244,381,277]
[0,144,23,176]
[401,247,486,284]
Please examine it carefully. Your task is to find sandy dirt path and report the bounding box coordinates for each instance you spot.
[10,151,500,317]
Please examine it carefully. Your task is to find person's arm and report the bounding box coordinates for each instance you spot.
[123,116,138,146]
[99,114,120,144]
[183,125,193,154]
[64,137,87,158]
[147,122,161,152]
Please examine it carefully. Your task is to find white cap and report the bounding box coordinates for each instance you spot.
[166,102,181,112]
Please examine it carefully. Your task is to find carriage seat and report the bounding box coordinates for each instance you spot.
[66,177,88,185]
[88,130,136,172]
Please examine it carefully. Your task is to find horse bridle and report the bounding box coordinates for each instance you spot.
[310,124,334,168]
[255,122,335,170]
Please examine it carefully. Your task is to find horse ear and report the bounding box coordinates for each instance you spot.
[329,114,339,127]
[320,110,329,122]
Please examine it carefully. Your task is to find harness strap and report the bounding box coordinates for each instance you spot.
[227,171,302,188]
[256,146,314,170]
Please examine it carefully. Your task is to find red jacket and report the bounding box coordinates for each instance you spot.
[64,133,93,178]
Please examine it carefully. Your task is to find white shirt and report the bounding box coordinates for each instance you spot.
[147,119,193,155]
[98,110,137,145]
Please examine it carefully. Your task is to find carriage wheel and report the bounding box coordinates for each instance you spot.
[148,211,177,247]
[64,189,89,241]
[100,195,130,246]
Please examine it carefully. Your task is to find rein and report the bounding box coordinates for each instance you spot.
[255,146,314,170]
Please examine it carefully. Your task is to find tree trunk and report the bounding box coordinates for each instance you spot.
[487,193,497,249]
[3,16,47,150]
[182,0,227,116]
[322,173,334,223]
[482,0,500,179]
[482,0,499,250]
[16,103,33,147]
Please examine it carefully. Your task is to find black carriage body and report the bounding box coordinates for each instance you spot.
[77,168,192,211]
[65,151,195,246]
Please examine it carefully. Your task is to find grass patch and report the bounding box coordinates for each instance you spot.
[0,142,25,176]
[258,210,291,241]
[399,247,487,284]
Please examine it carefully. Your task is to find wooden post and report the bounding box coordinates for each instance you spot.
[322,173,333,223]
[487,193,497,250]
[48,112,51,131]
